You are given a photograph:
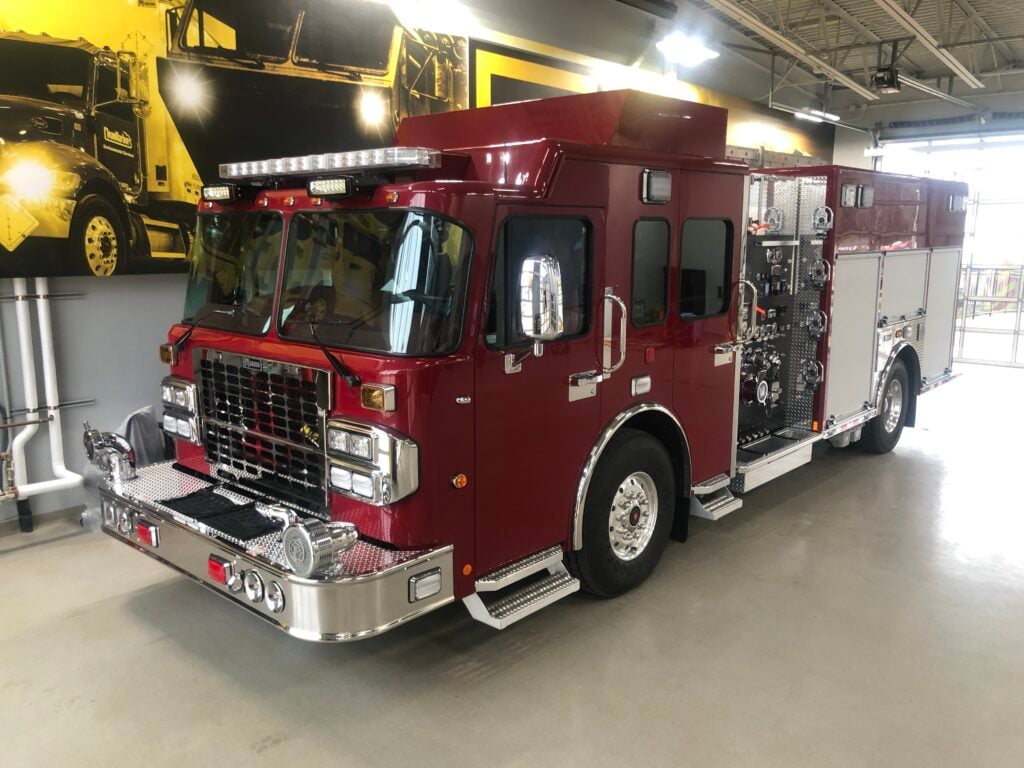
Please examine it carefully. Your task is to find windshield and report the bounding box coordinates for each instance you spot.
[183,212,283,334]
[181,0,301,62]
[279,210,473,355]
[0,40,90,107]
[294,0,396,72]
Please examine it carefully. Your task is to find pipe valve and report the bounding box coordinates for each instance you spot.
[83,422,137,481]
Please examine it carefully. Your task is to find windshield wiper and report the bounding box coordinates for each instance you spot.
[170,307,238,357]
[308,319,360,388]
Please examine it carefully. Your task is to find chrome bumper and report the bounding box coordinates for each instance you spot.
[99,462,454,642]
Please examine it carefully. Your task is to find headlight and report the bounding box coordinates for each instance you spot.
[326,420,418,505]
[161,377,196,413]
[327,427,374,461]
[161,376,200,444]
[1,160,78,201]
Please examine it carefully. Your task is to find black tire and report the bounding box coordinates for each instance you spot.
[568,428,675,597]
[70,194,127,277]
[861,360,910,454]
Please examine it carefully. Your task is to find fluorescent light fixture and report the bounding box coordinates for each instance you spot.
[656,31,720,67]
[794,112,824,123]
[808,109,841,122]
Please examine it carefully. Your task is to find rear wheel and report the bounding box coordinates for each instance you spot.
[71,195,126,277]
[568,428,675,597]
[861,360,909,454]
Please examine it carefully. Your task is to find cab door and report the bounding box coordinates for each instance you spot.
[670,170,744,484]
[92,60,143,194]
[474,207,604,573]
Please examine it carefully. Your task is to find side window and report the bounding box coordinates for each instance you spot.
[680,218,731,318]
[94,65,118,105]
[486,217,590,347]
[631,219,669,326]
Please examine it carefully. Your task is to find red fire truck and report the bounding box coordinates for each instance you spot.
[84,90,966,641]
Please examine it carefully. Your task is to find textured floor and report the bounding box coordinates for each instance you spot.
[3,364,1023,767]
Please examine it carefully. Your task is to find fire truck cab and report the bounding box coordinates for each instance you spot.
[86,90,966,641]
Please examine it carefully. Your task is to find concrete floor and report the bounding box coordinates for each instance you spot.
[3,363,1024,767]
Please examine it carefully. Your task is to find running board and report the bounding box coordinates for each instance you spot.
[464,548,579,629]
[690,487,743,521]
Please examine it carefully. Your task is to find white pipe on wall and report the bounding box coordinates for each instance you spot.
[33,277,82,487]
[9,277,83,499]
[10,277,39,488]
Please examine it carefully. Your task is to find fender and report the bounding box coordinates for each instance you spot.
[571,402,691,550]
[873,337,920,409]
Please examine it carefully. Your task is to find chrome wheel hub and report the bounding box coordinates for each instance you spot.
[84,215,118,276]
[883,377,903,433]
[608,471,658,562]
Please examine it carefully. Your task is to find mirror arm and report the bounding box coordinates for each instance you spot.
[503,341,543,375]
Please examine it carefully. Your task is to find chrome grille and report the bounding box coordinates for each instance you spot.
[196,351,329,507]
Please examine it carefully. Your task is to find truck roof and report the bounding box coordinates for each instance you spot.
[0,29,100,56]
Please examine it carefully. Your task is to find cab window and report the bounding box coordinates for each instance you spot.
[680,218,731,318]
[631,219,669,326]
[486,217,591,347]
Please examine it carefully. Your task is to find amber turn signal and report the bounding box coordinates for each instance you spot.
[360,384,396,412]
[451,473,468,489]
[159,343,176,365]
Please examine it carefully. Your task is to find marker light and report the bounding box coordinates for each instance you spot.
[358,90,388,128]
[360,383,396,412]
[656,31,720,67]
[308,177,351,198]
[220,146,440,179]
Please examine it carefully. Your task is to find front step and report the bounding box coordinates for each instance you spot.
[464,548,580,629]
[475,545,563,592]
[690,487,743,521]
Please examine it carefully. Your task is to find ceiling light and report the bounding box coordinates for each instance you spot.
[808,109,840,122]
[794,112,824,123]
[656,31,720,67]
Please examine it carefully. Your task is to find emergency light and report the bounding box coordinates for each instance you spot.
[219,146,440,180]
[201,184,237,202]
[308,177,352,198]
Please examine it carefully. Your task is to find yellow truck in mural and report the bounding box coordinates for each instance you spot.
[0,18,201,276]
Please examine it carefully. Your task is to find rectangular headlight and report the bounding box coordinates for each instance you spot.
[351,473,375,499]
[162,413,177,434]
[161,377,196,413]
[330,465,353,492]
[327,427,374,461]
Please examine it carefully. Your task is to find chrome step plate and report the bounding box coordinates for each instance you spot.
[474,545,564,592]
[464,569,579,630]
[690,487,744,521]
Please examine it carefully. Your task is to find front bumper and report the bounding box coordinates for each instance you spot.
[0,191,74,245]
[99,461,454,642]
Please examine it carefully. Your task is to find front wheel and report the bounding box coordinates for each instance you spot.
[70,195,126,277]
[568,428,675,597]
[861,360,910,454]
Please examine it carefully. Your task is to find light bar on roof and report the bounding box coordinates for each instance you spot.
[219,146,440,180]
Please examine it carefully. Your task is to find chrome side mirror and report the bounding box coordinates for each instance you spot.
[519,254,565,343]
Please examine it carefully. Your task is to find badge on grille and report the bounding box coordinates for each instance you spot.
[300,423,321,448]
[242,357,264,372]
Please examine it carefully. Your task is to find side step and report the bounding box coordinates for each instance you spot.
[690,487,743,521]
[464,547,580,629]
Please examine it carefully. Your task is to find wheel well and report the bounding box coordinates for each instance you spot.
[622,410,692,541]
[77,178,129,230]
[895,346,921,427]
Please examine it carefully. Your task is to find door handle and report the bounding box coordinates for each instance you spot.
[602,288,628,377]
[738,279,759,342]
[712,342,739,354]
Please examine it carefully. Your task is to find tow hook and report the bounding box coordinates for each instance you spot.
[256,503,358,578]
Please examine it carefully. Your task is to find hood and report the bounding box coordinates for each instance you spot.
[156,58,393,183]
[0,94,78,145]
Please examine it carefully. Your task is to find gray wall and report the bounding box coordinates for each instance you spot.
[0,273,186,522]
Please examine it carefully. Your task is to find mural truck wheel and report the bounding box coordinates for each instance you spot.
[71,195,126,277]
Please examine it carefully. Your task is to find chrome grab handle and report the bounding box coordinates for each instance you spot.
[255,502,298,527]
[602,289,628,376]
[738,279,759,342]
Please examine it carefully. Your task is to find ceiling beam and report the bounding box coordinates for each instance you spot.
[702,0,879,99]
[949,0,1019,65]
[871,0,985,88]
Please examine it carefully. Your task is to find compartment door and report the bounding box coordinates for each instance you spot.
[879,249,929,323]
[921,247,962,381]
[825,252,881,423]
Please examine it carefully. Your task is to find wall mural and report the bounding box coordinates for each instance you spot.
[0,0,829,278]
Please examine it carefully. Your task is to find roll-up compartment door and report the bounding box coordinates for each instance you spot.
[825,252,881,423]
[921,247,962,382]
